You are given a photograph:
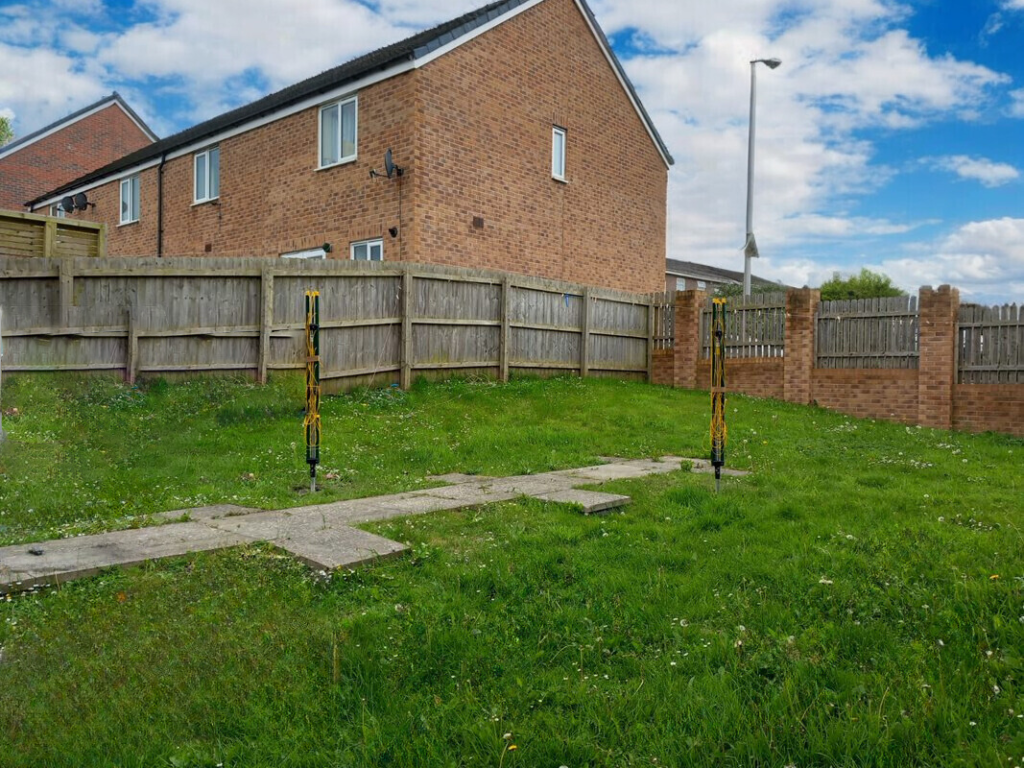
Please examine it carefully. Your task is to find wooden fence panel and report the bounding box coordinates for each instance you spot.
[815,296,919,369]
[0,210,104,258]
[958,303,1023,383]
[0,257,655,385]
[652,291,675,350]
[700,292,787,359]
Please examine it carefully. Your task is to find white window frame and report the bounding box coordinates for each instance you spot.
[281,247,327,260]
[194,146,220,204]
[120,175,140,225]
[318,95,358,169]
[552,126,567,182]
[50,204,66,218]
[350,238,383,262]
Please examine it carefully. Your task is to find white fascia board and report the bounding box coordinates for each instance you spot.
[569,0,672,170]
[114,100,159,142]
[0,98,122,161]
[412,0,546,69]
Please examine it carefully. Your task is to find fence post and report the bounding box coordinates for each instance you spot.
[581,288,591,378]
[58,258,74,327]
[43,219,57,258]
[917,285,959,429]
[125,306,138,385]
[646,295,655,383]
[400,269,413,390]
[672,290,705,389]
[783,287,819,404]
[499,276,510,382]
[257,267,274,384]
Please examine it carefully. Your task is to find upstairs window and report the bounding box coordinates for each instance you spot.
[120,175,140,224]
[194,146,220,203]
[50,204,66,218]
[552,126,566,181]
[319,96,357,168]
[351,238,382,261]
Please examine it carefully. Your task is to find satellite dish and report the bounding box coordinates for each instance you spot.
[73,192,88,210]
[384,148,403,179]
[61,196,75,213]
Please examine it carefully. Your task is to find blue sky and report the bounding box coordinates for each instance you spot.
[1,0,1022,302]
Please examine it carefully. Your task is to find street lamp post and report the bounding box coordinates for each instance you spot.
[743,57,781,297]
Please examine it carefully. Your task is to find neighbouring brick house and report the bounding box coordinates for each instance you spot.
[28,0,672,294]
[0,92,156,212]
[665,258,780,295]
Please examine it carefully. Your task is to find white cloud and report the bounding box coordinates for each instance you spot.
[1002,0,1024,9]
[928,155,1020,187]
[877,218,1024,300]
[1011,88,1024,117]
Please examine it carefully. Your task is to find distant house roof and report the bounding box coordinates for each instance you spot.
[0,92,156,162]
[666,258,780,287]
[29,0,672,208]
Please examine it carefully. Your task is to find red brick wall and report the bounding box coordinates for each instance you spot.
[697,358,785,399]
[0,103,152,210]
[953,385,1024,436]
[811,369,920,424]
[43,0,667,293]
[660,287,1024,438]
[55,75,416,259]
[410,0,667,293]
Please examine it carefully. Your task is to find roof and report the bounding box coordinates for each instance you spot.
[666,258,780,287]
[0,92,156,161]
[28,0,672,207]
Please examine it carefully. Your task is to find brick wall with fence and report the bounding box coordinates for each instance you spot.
[653,285,1024,437]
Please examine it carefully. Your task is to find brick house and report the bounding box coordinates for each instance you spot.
[28,0,673,294]
[0,92,156,212]
[665,258,781,295]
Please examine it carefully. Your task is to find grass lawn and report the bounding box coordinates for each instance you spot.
[1,374,1022,767]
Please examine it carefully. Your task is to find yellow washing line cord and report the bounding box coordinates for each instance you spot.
[709,298,727,454]
[303,291,320,449]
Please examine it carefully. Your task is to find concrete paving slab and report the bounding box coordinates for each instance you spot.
[429,473,495,485]
[0,524,250,593]
[557,463,662,482]
[153,504,261,522]
[420,483,518,503]
[271,526,408,571]
[480,475,579,496]
[534,489,631,515]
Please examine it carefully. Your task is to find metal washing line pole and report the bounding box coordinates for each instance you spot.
[743,57,782,298]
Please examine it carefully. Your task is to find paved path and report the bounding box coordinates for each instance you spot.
[0,456,746,593]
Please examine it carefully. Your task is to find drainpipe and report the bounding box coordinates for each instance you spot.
[157,153,167,258]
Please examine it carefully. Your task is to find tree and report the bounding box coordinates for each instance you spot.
[0,116,12,147]
[818,268,905,301]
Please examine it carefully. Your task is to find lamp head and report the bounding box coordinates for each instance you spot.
[762,57,782,69]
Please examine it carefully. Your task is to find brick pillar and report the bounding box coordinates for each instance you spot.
[784,288,819,404]
[918,285,959,429]
[672,290,706,389]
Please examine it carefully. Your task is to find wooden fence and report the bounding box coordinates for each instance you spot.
[652,291,675,350]
[816,296,920,369]
[700,292,787,359]
[958,303,1023,384]
[0,210,106,259]
[0,257,655,389]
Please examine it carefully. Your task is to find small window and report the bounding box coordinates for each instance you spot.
[350,238,383,262]
[120,175,140,224]
[319,96,358,168]
[194,146,220,203]
[281,247,327,260]
[697,281,707,291]
[552,126,566,181]
[50,204,66,218]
